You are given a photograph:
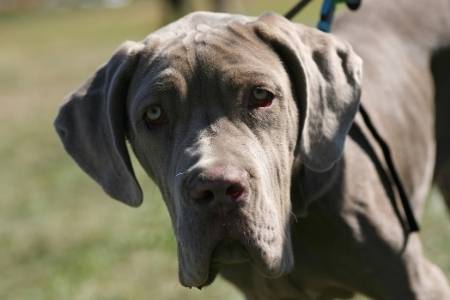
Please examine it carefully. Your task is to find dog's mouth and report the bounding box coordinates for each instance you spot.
[180,222,293,288]
[201,239,250,287]
[177,192,293,288]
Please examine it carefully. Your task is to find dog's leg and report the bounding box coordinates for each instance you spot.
[435,165,450,211]
[433,48,450,212]
[378,236,450,300]
[357,236,450,300]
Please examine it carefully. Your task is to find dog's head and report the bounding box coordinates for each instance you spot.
[54,12,362,288]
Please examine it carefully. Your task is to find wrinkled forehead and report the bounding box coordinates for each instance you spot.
[131,12,284,98]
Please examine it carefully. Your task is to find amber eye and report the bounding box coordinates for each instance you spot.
[144,105,166,127]
[249,87,274,109]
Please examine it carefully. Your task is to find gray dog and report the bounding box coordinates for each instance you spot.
[54,0,450,298]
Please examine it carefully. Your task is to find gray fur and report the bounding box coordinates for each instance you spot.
[54,0,450,298]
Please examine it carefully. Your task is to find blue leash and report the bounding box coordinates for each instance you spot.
[283,0,420,234]
[285,0,362,32]
[318,0,361,32]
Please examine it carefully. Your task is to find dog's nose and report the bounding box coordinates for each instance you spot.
[186,165,248,215]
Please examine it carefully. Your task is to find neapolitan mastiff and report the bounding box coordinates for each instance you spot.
[54,0,450,298]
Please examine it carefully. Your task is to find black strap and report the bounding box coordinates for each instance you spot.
[284,0,420,234]
[358,106,419,232]
[284,0,313,20]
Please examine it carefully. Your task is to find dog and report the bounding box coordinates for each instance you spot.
[54,0,450,298]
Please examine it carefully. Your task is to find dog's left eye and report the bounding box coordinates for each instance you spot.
[249,87,274,109]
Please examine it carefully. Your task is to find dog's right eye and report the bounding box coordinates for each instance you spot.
[144,105,167,128]
[248,87,274,109]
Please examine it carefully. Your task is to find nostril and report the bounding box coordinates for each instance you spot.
[192,189,214,205]
[186,165,248,208]
[226,184,245,200]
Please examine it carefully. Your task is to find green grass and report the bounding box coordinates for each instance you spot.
[0,1,448,299]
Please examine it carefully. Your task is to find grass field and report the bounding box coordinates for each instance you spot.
[0,1,448,299]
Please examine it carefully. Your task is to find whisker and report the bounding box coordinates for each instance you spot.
[176,171,186,177]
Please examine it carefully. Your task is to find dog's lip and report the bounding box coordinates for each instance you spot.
[179,234,250,288]
[181,234,288,288]
[196,240,250,288]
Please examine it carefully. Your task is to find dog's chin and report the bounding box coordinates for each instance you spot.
[179,239,293,288]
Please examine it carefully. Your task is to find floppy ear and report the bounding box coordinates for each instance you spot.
[54,41,144,206]
[252,13,362,171]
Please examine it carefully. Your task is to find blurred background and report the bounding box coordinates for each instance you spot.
[0,0,448,299]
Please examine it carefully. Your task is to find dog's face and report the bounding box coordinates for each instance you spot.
[55,12,362,288]
[128,14,300,287]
